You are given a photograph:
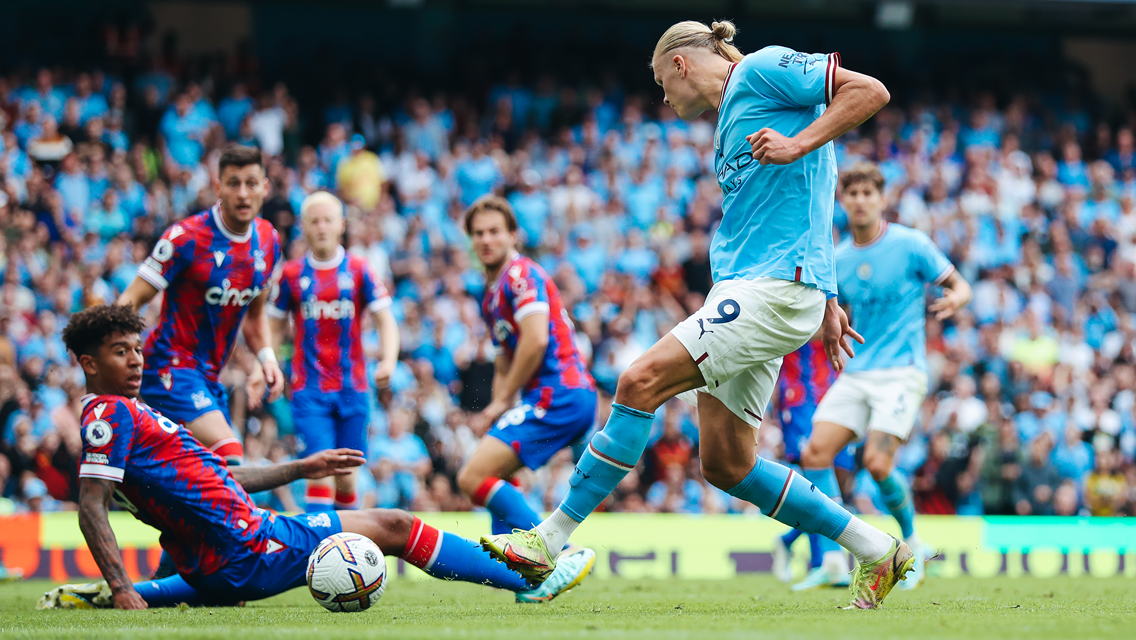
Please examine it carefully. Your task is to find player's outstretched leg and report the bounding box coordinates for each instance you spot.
[700,396,912,609]
[480,336,700,584]
[340,509,593,601]
[790,467,853,591]
[37,575,208,609]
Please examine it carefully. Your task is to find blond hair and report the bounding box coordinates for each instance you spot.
[300,190,344,220]
[652,20,744,67]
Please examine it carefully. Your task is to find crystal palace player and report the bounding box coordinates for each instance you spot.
[118,146,284,465]
[269,191,400,512]
[39,305,594,610]
[457,196,597,537]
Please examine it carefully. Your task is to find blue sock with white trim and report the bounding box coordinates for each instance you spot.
[876,472,917,540]
[534,404,654,553]
[557,403,654,522]
[726,457,851,540]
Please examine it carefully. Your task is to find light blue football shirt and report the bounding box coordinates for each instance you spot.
[713,46,841,294]
[835,222,955,373]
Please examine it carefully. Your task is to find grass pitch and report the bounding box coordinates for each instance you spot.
[2,576,1133,640]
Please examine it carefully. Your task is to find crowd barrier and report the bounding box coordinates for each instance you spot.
[1,513,1133,582]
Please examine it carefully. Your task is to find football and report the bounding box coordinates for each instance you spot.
[306,533,387,612]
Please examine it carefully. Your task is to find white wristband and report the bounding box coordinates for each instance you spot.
[257,347,278,365]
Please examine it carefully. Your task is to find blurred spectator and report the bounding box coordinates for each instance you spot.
[1012,434,1063,515]
[368,406,431,509]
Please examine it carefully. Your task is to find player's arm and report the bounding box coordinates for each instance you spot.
[750,66,890,166]
[929,270,973,321]
[77,478,147,610]
[372,307,400,389]
[116,277,160,311]
[242,288,285,402]
[475,313,549,431]
[230,448,365,493]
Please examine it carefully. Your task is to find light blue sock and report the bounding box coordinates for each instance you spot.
[134,574,205,607]
[876,472,916,539]
[559,403,654,522]
[485,481,541,532]
[727,458,851,540]
[801,467,847,557]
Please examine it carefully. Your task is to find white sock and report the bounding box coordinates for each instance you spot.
[821,550,848,577]
[835,516,895,565]
[534,508,579,559]
[905,532,924,553]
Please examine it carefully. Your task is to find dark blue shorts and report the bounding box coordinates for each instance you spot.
[292,389,370,455]
[141,367,231,426]
[488,386,596,470]
[186,511,343,603]
[781,404,856,472]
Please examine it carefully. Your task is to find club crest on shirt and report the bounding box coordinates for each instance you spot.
[85,420,112,447]
[338,273,355,291]
[254,249,267,273]
[857,262,872,280]
[300,276,312,291]
[192,391,213,410]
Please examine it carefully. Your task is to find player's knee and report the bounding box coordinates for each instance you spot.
[700,457,744,491]
[364,509,414,554]
[615,361,662,410]
[455,464,483,497]
[864,452,893,481]
[799,441,832,469]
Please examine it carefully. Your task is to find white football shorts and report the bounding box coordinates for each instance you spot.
[672,277,825,428]
[812,366,928,441]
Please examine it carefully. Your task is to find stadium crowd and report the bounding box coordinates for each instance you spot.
[2,58,1136,523]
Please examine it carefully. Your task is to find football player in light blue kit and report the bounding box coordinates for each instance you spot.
[483,20,917,609]
[801,163,972,590]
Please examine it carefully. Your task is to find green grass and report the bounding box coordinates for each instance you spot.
[2,577,1133,640]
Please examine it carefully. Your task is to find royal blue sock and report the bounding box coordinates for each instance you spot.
[403,518,529,592]
[134,574,205,607]
[559,403,654,522]
[475,478,541,532]
[780,527,804,549]
[490,515,511,535]
[801,467,847,557]
[876,472,916,539]
[727,458,851,540]
[808,533,824,569]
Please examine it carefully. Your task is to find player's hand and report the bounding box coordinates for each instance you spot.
[246,367,267,410]
[821,299,864,372]
[470,400,509,436]
[263,359,285,402]
[747,128,805,165]
[300,448,366,479]
[929,289,967,321]
[374,361,396,390]
[113,586,148,610]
